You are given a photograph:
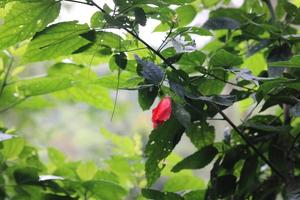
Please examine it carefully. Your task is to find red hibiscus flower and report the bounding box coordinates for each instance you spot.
[152,97,172,128]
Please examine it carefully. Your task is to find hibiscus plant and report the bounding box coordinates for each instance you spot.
[1,0,300,199]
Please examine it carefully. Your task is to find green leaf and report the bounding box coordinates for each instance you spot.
[164,174,205,192]
[63,85,113,111]
[22,21,90,63]
[189,94,237,107]
[203,17,240,30]
[142,189,184,200]
[0,0,60,50]
[186,121,215,149]
[210,49,243,68]
[90,11,106,28]
[2,137,24,159]
[183,190,205,200]
[145,116,185,186]
[95,71,142,89]
[14,167,39,184]
[178,50,206,66]
[202,0,220,7]
[174,104,191,128]
[114,53,128,70]
[76,161,98,181]
[48,147,66,166]
[268,55,300,68]
[138,85,158,111]
[221,145,250,170]
[176,5,197,27]
[134,7,147,26]
[162,0,195,4]
[84,180,127,200]
[0,76,74,111]
[215,175,237,198]
[237,156,258,197]
[171,145,218,172]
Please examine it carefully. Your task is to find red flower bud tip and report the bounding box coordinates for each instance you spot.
[152,97,172,128]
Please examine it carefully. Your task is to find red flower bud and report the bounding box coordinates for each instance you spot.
[152,97,172,128]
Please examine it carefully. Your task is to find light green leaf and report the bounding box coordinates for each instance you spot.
[22,21,90,63]
[2,137,24,159]
[0,0,60,50]
[76,161,98,181]
[0,76,74,111]
[48,147,66,166]
[176,5,197,27]
[164,174,205,192]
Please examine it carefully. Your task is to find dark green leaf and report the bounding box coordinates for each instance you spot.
[138,85,158,110]
[221,145,250,170]
[142,189,183,200]
[237,156,258,197]
[186,121,215,149]
[215,175,237,198]
[171,146,218,172]
[145,116,185,186]
[134,7,147,26]
[14,167,39,184]
[114,53,127,70]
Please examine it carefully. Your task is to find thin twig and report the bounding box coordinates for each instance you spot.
[157,23,174,52]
